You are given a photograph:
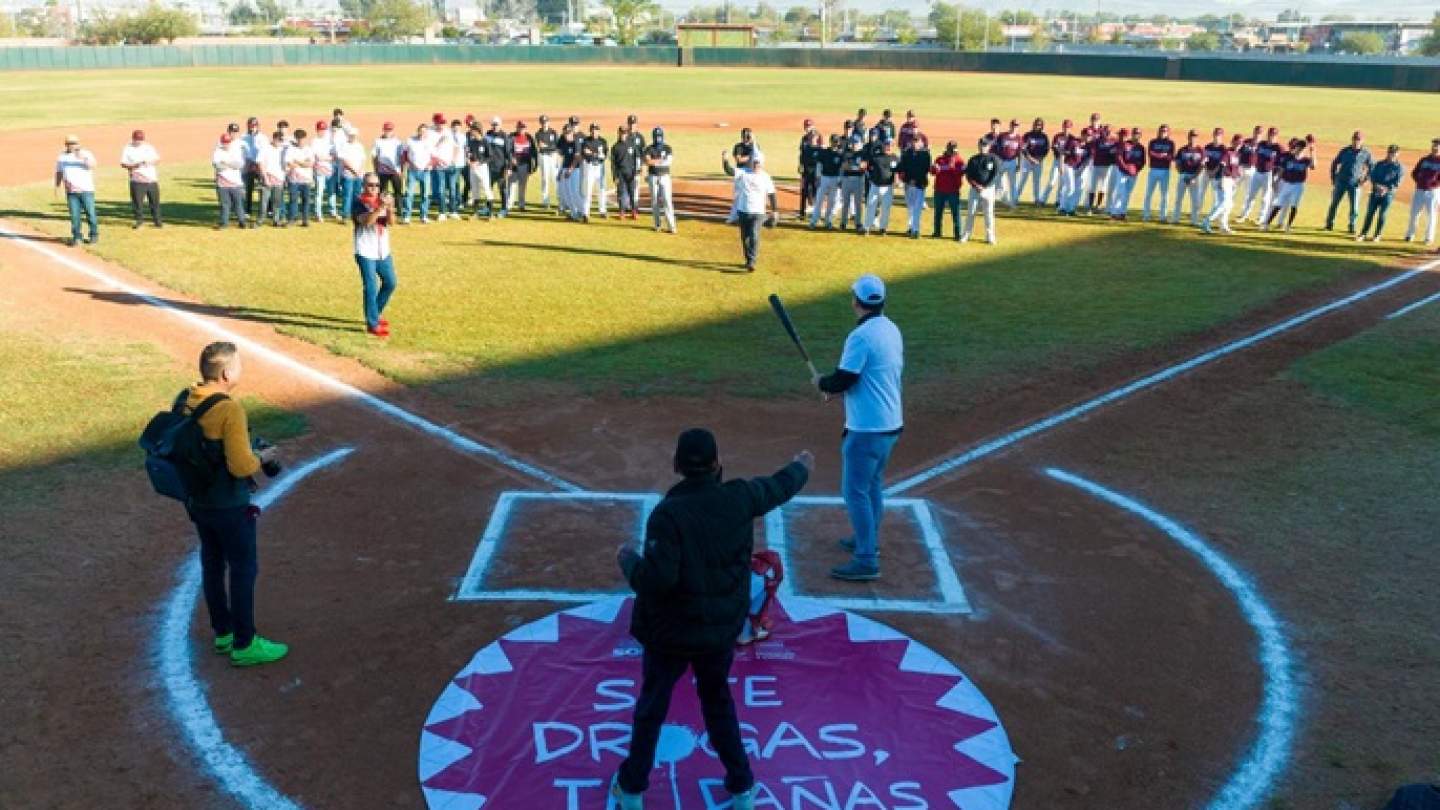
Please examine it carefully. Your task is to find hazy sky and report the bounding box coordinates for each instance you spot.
[647,0,1435,22]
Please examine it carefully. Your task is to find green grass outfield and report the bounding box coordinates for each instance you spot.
[5,65,1440,153]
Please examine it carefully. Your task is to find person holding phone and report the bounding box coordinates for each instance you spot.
[55,134,98,246]
[353,173,398,338]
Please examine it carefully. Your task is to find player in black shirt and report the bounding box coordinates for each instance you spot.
[861,138,901,235]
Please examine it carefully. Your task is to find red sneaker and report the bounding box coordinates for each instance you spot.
[366,324,390,338]
[378,318,389,328]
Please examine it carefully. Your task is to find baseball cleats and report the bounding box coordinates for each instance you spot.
[830,560,880,581]
[230,636,288,668]
[610,775,643,810]
[213,633,234,654]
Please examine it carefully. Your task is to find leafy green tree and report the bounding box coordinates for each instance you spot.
[783,5,811,23]
[929,2,1002,51]
[1337,31,1384,55]
[339,0,378,18]
[1185,31,1220,51]
[1420,12,1440,56]
[603,0,659,44]
[0,12,17,37]
[365,0,427,41]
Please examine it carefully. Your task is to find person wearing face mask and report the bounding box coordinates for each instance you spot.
[645,126,677,233]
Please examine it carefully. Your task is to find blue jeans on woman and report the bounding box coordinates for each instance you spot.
[356,254,397,330]
[66,191,98,243]
[841,430,900,568]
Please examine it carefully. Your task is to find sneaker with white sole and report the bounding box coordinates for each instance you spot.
[610,775,643,810]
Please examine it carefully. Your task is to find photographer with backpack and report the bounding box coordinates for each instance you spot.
[142,342,287,667]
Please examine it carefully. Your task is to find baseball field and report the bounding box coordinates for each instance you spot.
[1,63,1438,810]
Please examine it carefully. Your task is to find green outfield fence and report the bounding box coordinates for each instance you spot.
[2,44,1437,93]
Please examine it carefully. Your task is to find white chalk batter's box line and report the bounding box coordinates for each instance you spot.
[452,492,971,615]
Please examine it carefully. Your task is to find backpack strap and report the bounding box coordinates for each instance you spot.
[171,388,191,414]
[189,393,231,423]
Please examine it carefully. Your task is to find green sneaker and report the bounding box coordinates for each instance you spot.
[230,636,289,668]
[213,633,234,655]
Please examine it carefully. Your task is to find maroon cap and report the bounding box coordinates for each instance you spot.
[803,118,814,127]
[1117,128,1130,137]
[220,132,233,144]
[433,112,446,125]
[131,129,145,140]
[315,120,328,131]
[382,121,394,131]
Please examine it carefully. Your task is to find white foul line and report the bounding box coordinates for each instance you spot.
[156,447,354,810]
[0,226,581,493]
[888,262,1437,496]
[1045,468,1298,810]
[1385,289,1440,320]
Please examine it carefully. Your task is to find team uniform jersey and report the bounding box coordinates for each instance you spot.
[978,132,999,153]
[732,141,756,166]
[1062,139,1090,168]
[1050,132,1073,160]
[865,153,900,186]
[818,148,844,178]
[1277,155,1313,184]
[351,195,391,260]
[1411,155,1440,190]
[213,144,244,188]
[535,127,558,154]
[1147,138,1175,170]
[897,121,920,150]
[1217,149,1242,179]
[1091,139,1118,168]
[838,314,904,434]
[1202,144,1228,174]
[993,133,1023,161]
[484,129,512,170]
[372,136,403,176]
[582,136,608,165]
[1253,141,1282,173]
[511,133,536,169]
[1175,146,1205,176]
[404,137,431,171]
[1023,131,1049,161]
[257,142,286,185]
[841,143,865,176]
[1237,139,1259,168]
[644,143,673,176]
[1117,142,1147,175]
[284,144,315,185]
[120,143,159,184]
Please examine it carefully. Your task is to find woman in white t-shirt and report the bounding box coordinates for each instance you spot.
[352,172,398,338]
[54,134,98,246]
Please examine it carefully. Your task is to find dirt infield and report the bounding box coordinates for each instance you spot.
[4,212,1437,807]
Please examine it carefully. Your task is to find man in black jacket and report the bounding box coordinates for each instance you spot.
[612,429,812,810]
[611,125,641,221]
[483,117,512,219]
[962,147,1001,245]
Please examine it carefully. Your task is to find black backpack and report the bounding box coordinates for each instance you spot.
[139,390,229,504]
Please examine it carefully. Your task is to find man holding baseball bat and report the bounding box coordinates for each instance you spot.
[811,274,904,582]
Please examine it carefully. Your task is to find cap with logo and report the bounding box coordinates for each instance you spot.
[852,274,886,306]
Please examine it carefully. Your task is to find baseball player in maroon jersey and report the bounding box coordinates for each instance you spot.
[1041,119,1074,208]
[1404,139,1440,244]
[979,118,1001,153]
[993,119,1024,209]
[1171,129,1206,225]
[1264,136,1317,233]
[1202,134,1244,235]
[1087,127,1117,215]
[1241,127,1283,224]
[1017,118,1049,206]
[1057,127,1092,216]
[1234,125,1262,218]
[1108,129,1146,220]
[1142,124,1175,221]
[1198,128,1229,218]
[897,110,920,151]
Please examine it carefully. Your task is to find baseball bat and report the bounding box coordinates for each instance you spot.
[768,294,819,380]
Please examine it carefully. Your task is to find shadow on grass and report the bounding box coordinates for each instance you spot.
[63,287,363,332]
[461,237,749,274]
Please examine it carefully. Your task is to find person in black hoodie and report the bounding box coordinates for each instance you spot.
[483,117,512,218]
[612,429,812,810]
[611,124,641,220]
[962,147,1000,244]
[899,136,932,239]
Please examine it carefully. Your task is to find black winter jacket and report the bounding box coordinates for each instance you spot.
[621,462,808,654]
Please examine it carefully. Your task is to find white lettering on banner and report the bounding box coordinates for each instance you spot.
[533,721,636,763]
[553,778,603,810]
[700,779,930,810]
[817,726,866,760]
[589,722,631,761]
[594,679,637,711]
[745,676,783,708]
[534,722,584,764]
[762,723,824,760]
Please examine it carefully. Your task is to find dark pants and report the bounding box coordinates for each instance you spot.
[189,506,258,648]
[377,172,403,202]
[489,166,509,211]
[243,167,260,216]
[933,191,961,236]
[738,212,765,266]
[217,186,247,228]
[617,647,753,796]
[1326,183,1360,230]
[259,184,285,224]
[614,173,637,213]
[287,182,312,224]
[800,170,818,215]
[1360,192,1393,238]
[129,181,161,225]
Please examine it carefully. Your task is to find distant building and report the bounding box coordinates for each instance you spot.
[1265,19,1430,54]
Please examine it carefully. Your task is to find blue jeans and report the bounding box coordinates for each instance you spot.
[841,430,900,567]
[340,176,362,219]
[66,191,97,241]
[287,182,312,223]
[405,168,431,220]
[356,254,397,330]
[1326,183,1360,230]
[321,170,342,217]
[431,167,456,214]
[1360,192,1393,238]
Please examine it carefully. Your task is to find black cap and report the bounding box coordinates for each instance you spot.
[674,428,718,475]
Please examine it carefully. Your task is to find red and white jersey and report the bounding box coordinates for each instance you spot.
[993,132,1023,161]
[56,148,97,193]
[1217,149,1242,180]
[372,136,404,175]
[120,142,159,184]
[1277,154,1313,184]
[352,195,392,260]
[404,136,432,171]
[212,143,244,188]
[1411,155,1440,190]
[431,128,455,169]
[338,140,366,179]
[257,142,286,185]
[284,144,315,185]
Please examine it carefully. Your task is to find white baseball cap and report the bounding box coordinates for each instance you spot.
[852,274,886,305]
[491,116,502,125]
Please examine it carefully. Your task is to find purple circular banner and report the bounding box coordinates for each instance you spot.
[419,597,1016,809]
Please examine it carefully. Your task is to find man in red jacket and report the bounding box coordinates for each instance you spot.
[929,140,965,240]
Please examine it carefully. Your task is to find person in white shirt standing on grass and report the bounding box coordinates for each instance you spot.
[728,153,777,272]
[284,128,315,227]
[212,132,250,230]
[55,134,98,246]
[353,172,398,339]
[402,123,432,224]
[120,129,162,229]
[257,130,287,227]
[372,122,405,204]
[812,274,904,582]
[311,120,336,222]
[337,127,366,221]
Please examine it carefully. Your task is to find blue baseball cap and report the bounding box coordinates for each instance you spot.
[852,274,886,305]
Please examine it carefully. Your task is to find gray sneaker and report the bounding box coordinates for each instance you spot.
[830,560,880,581]
[732,788,756,810]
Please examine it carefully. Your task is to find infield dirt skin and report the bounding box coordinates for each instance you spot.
[4,214,1438,808]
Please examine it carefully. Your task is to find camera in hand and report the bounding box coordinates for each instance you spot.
[251,437,283,478]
